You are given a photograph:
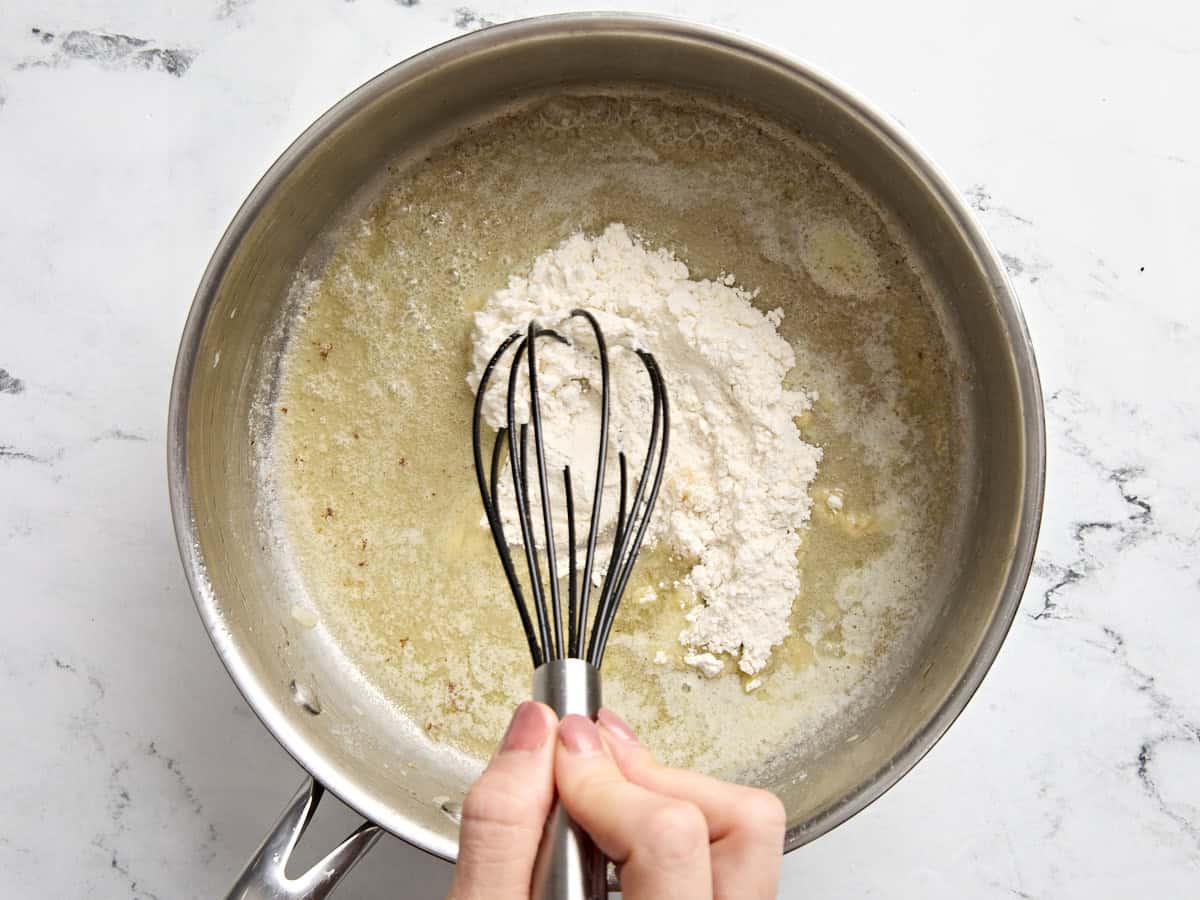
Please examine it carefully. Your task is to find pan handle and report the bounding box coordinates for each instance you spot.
[224,777,382,900]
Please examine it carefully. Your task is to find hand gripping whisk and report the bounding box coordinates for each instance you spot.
[471,310,669,900]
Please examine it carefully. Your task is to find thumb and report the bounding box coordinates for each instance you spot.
[447,702,558,900]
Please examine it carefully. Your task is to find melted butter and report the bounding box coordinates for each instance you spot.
[269,90,966,776]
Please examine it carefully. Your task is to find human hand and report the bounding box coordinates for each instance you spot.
[447,703,786,900]
[555,709,785,900]
[446,701,559,900]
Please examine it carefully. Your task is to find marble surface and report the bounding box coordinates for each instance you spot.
[2,1,1197,897]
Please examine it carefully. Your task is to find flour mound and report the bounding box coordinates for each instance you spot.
[468,224,821,677]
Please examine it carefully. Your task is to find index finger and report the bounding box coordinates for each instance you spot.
[555,714,713,900]
[598,709,786,900]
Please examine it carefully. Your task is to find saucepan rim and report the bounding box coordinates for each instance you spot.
[167,11,1046,861]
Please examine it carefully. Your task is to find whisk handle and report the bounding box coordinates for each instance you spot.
[531,659,608,900]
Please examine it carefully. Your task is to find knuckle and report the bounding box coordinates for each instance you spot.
[640,801,708,865]
[740,788,787,837]
[729,787,787,844]
[461,773,534,834]
[567,770,618,803]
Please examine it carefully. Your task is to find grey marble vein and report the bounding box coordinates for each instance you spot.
[1030,461,1154,621]
[454,7,494,30]
[0,444,45,463]
[1114,639,1200,846]
[93,427,150,443]
[999,252,1051,284]
[964,185,1034,226]
[216,0,253,18]
[19,28,195,77]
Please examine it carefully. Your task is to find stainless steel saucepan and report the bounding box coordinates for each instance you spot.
[168,14,1044,898]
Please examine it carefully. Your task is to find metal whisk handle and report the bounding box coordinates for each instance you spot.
[531,660,607,900]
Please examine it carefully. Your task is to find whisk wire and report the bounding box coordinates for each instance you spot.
[488,429,507,516]
[473,313,668,669]
[589,452,628,661]
[471,330,541,667]
[506,337,553,660]
[592,350,671,662]
[526,322,565,660]
[568,310,610,657]
[564,467,579,658]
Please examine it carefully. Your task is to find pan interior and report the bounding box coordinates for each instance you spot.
[264,88,971,791]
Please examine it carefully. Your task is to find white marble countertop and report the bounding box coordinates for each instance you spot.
[2,1,1197,897]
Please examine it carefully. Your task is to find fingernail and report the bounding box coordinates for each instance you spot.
[501,702,549,753]
[598,709,639,743]
[559,714,603,755]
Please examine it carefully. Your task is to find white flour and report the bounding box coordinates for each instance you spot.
[468,224,822,679]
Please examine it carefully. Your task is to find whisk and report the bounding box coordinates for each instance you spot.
[471,310,669,900]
